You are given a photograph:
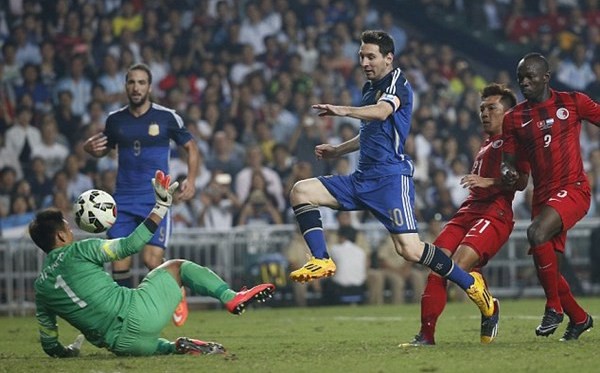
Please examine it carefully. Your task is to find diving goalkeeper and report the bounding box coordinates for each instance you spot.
[32,170,275,357]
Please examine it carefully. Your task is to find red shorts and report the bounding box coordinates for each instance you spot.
[531,181,591,253]
[433,211,514,267]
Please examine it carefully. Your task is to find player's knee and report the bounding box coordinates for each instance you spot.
[144,256,164,270]
[527,223,549,247]
[290,180,310,204]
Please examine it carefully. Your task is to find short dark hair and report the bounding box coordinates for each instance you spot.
[522,52,550,74]
[126,63,153,84]
[481,83,517,109]
[29,208,65,253]
[360,30,395,57]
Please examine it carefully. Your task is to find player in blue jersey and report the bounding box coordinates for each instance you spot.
[83,63,199,326]
[288,30,495,321]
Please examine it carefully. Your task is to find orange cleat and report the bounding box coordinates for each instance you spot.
[225,283,275,315]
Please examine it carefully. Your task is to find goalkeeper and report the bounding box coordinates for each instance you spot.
[31,170,275,357]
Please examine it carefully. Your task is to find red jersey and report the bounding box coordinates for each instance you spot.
[503,89,600,205]
[457,134,529,220]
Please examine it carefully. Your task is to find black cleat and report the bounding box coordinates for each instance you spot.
[481,298,500,343]
[560,314,593,341]
[175,337,226,355]
[398,333,435,347]
[535,308,564,336]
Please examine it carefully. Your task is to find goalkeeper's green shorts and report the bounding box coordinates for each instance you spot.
[111,268,182,356]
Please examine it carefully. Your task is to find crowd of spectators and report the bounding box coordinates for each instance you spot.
[1,0,600,239]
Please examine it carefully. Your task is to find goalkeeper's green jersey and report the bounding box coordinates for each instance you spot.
[35,223,153,355]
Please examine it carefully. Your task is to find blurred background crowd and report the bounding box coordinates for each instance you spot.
[0,0,599,238]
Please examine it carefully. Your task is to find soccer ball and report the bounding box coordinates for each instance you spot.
[73,189,117,233]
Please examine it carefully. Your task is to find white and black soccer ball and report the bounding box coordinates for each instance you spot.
[73,189,117,233]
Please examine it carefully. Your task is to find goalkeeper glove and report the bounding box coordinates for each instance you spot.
[151,170,179,219]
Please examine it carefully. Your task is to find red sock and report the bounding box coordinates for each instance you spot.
[532,243,562,313]
[420,273,447,343]
[558,275,587,324]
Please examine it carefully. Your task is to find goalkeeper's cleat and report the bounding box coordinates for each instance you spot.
[398,333,435,348]
[535,307,564,336]
[559,314,593,341]
[172,287,188,327]
[466,272,494,318]
[226,283,275,315]
[175,337,226,355]
[289,257,336,283]
[480,298,500,344]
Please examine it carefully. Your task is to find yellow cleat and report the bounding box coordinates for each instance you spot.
[290,257,336,283]
[466,272,494,318]
[480,298,500,344]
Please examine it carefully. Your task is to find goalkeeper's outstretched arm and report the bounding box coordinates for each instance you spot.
[96,170,179,262]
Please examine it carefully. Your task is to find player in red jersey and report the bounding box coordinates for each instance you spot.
[502,53,599,341]
[401,83,529,347]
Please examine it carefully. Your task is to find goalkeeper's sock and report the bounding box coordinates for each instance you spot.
[156,338,176,355]
[418,243,473,290]
[180,261,236,303]
[293,203,329,259]
[113,269,133,288]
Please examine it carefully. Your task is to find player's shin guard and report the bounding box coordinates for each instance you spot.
[420,274,448,343]
[532,243,562,313]
[293,203,328,259]
[558,275,587,324]
[113,269,133,288]
[419,243,473,289]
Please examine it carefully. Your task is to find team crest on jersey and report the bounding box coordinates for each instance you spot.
[148,122,160,136]
[537,118,554,130]
[492,139,503,148]
[556,107,569,120]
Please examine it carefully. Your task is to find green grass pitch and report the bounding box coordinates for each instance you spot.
[1,298,598,372]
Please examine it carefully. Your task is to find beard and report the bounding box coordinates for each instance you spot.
[128,92,150,108]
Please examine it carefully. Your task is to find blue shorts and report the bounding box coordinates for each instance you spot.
[318,173,418,233]
[108,201,171,250]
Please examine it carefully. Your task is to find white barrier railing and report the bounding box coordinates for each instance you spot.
[1,219,599,315]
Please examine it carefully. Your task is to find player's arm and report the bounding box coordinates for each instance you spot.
[178,139,199,200]
[462,170,528,191]
[36,301,82,358]
[312,99,394,122]
[575,92,600,126]
[315,135,360,159]
[82,171,179,263]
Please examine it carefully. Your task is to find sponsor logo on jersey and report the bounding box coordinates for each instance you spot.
[556,107,569,120]
[521,119,533,127]
[148,122,160,136]
[537,118,554,130]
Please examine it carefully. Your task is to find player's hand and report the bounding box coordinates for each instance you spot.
[315,144,338,160]
[500,162,518,186]
[64,334,85,357]
[178,178,196,201]
[151,170,180,218]
[312,104,347,117]
[460,174,493,189]
[83,133,108,157]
